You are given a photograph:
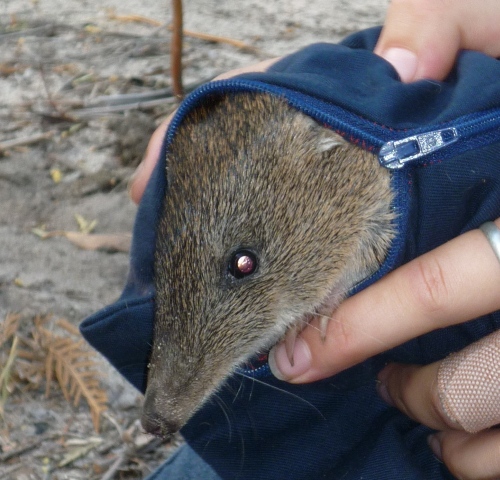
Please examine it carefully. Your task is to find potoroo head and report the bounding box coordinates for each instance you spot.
[142,93,394,436]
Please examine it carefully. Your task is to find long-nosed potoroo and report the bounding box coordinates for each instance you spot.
[142,92,395,436]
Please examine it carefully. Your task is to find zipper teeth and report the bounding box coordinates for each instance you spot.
[457,110,500,136]
[240,362,271,377]
[170,79,500,167]
[167,79,385,152]
[380,109,500,169]
[293,104,383,150]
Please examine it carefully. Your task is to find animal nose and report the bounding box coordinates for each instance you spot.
[141,392,181,438]
[141,411,180,438]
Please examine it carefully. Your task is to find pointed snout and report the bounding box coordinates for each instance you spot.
[141,388,182,438]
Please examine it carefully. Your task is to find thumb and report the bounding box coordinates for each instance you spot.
[374,0,461,82]
[374,0,500,83]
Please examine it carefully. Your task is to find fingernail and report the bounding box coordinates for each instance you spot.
[427,434,443,461]
[376,379,395,407]
[376,365,395,406]
[381,48,418,83]
[268,337,312,381]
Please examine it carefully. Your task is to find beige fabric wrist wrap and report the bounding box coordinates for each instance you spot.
[437,329,500,433]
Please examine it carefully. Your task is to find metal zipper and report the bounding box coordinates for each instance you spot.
[379,128,459,169]
[379,110,500,170]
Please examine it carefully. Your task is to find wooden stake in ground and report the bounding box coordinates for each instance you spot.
[171,0,184,98]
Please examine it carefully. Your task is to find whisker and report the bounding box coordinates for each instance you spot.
[247,369,256,402]
[213,393,233,442]
[294,316,322,334]
[223,380,239,397]
[233,374,245,402]
[303,310,388,348]
[234,371,325,421]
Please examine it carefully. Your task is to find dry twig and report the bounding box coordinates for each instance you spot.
[0,130,56,153]
[175,27,259,52]
[71,97,177,118]
[106,12,163,27]
[0,337,18,417]
[0,463,23,479]
[0,314,21,415]
[100,446,129,480]
[171,0,184,98]
[0,434,57,463]
[57,437,103,468]
[107,11,257,52]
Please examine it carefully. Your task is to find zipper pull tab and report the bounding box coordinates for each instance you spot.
[378,127,459,169]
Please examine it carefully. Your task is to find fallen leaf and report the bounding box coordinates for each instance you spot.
[84,24,101,34]
[74,213,97,234]
[32,228,131,252]
[58,439,102,468]
[63,232,131,252]
[50,168,62,183]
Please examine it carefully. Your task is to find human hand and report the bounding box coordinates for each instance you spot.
[268,221,500,479]
[128,58,280,204]
[374,0,500,82]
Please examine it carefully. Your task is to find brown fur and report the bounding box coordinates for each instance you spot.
[142,93,394,436]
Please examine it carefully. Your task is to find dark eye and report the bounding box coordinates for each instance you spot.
[228,250,258,279]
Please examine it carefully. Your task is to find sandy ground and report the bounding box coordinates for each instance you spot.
[0,1,388,478]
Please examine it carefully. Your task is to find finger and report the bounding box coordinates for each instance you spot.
[129,114,173,204]
[269,221,500,383]
[128,58,281,204]
[437,330,500,434]
[376,362,459,432]
[429,429,500,480]
[374,0,500,82]
[378,330,500,433]
[377,338,500,479]
[374,0,460,82]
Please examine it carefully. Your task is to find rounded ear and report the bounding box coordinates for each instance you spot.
[315,129,348,153]
[293,112,348,153]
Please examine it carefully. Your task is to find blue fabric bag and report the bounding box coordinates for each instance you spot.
[80,27,500,479]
